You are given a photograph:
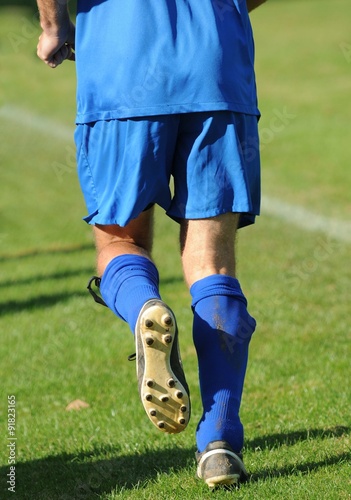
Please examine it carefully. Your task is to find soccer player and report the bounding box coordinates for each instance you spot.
[36,0,266,489]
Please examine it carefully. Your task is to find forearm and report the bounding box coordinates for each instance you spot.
[247,0,267,13]
[36,0,70,34]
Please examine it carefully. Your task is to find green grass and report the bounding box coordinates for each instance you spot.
[1,1,351,498]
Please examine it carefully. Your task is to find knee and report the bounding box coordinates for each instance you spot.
[93,222,154,275]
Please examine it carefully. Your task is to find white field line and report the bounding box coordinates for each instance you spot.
[0,104,73,142]
[261,196,351,244]
[1,104,350,244]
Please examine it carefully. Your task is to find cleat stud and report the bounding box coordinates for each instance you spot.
[179,418,186,425]
[162,315,173,326]
[146,379,155,388]
[160,395,169,403]
[163,334,173,344]
[157,421,165,429]
[145,319,154,328]
[145,336,154,346]
[149,409,157,417]
[176,391,183,399]
[180,405,187,413]
[167,378,176,388]
[145,393,153,402]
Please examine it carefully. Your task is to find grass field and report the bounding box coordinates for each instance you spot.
[1,1,351,498]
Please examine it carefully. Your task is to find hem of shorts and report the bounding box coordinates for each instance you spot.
[168,213,258,229]
[83,214,258,229]
[75,101,260,124]
[83,211,137,228]
[83,205,260,228]
[166,207,260,229]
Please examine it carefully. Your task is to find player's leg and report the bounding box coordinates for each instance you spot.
[180,214,255,486]
[92,210,190,434]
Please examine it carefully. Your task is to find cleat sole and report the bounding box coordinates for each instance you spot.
[135,300,190,434]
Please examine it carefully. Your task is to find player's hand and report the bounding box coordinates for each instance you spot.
[37,21,75,69]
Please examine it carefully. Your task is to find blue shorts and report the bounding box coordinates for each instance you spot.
[75,111,260,228]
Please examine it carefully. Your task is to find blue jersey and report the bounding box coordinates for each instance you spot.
[75,0,259,123]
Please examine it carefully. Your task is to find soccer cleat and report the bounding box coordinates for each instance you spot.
[134,299,190,434]
[196,440,249,489]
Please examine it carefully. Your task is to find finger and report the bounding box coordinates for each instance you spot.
[54,44,73,67]
[46,47,66,68]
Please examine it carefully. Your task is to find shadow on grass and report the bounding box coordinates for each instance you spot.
[0,243,94,263]
[251,449,351,483]
[246,424,350,451]
[0,270,184,316]
[1,445,195,499]
[0,245,96,315]
[0,291,88,316]
[0,267,94,289]
[246,425,351,482]
[1,426,350,498]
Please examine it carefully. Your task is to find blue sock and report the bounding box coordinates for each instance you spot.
[99,254,161,334]
[190,275,256,453]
